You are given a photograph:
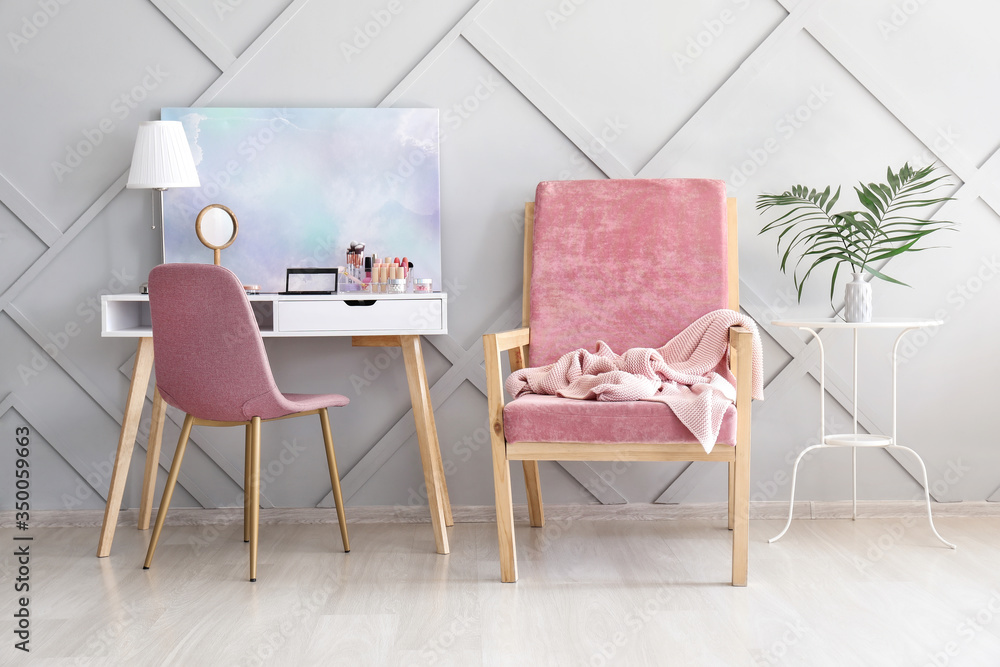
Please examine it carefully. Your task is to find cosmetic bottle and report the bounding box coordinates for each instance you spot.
[379,265,390,293]
[362,256,373,292]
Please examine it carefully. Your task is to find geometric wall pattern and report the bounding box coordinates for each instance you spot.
[3,0,999,512]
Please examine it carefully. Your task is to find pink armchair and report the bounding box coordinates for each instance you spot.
[483,179,754,585]
[143,263,351,582]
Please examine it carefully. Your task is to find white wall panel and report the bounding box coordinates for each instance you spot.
[208,1,479,107]
[0,201,46,293]
[2,0,998,513]
[175,0,295,59]
[815,0,1000,166]
[478,0,789,174]
[0,0,219,228]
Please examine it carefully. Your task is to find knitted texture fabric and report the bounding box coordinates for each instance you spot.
[505,309,764,452]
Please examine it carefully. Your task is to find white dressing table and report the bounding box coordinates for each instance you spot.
[97,292,454,557]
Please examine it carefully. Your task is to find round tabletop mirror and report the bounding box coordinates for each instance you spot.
[195,204,238,266]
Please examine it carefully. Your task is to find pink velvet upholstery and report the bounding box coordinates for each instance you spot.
[504,394,736,446]
[148,264,348,422]
[528,179,729,367]
[506,179,733,446]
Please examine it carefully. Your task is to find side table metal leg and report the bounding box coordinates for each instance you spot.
[890,445,956,549]
[852,327,858,521]
[769,443,829,543]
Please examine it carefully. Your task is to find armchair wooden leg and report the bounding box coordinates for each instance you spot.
[492,442,517,583]
[730,326,753,586]
[523,461,545,527]
[249,417,261,582]
[728,461,736,531]
[319,409,350,553]
[732,445,750,587]
[244,424,251,543]
[144,414,194,570]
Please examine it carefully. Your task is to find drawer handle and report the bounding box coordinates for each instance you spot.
[344,300,377,307]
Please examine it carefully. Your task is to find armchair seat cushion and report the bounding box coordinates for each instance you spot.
[503,394,736,446]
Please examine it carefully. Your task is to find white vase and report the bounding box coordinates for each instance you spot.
[844,272,872,322]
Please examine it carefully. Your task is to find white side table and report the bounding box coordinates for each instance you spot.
[768,318,955,549]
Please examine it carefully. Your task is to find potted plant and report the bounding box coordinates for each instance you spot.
[756,162,956,321]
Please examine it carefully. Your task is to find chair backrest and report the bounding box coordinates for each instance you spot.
[148,263,281,422]
[524,179,737,367]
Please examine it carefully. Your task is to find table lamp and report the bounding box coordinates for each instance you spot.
[126,121,200,229]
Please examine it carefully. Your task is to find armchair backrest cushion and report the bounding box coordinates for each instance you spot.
[528,179,729,366]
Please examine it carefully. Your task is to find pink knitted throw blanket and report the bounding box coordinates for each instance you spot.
[505,310,764,453]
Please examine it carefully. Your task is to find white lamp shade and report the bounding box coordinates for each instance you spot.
[126,121,200,189]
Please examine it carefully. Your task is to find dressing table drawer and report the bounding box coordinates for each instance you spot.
[275,298,444,333]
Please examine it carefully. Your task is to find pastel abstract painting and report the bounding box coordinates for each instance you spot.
[161,107,441,292]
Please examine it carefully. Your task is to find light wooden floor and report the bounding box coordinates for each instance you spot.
[3,516,999,666]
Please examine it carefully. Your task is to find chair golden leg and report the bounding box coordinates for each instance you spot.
[249,417,261,582]
[144,414,194,570]
[523,461,545,527]
[244,424,252,543]
[319,409,350,552]
[138,387,168,531]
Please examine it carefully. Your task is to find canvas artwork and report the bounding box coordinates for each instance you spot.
[161,107,441,292]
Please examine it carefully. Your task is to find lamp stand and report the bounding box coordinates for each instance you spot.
[150,188,166,230]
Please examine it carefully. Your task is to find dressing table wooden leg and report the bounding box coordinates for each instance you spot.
[138,387,167,530]
[400,334,451,554]
[98,337,154,557]
[430,421,454,528]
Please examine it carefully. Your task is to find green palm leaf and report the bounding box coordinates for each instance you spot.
[757,162,956,303]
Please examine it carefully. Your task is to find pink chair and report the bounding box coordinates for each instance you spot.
[483,179,755,585]
[142,263,350,582]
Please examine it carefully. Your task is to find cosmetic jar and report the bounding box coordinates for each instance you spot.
[387,278,406,294]
[414,278,433,293]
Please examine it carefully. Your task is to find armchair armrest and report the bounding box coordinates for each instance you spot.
[728,326,754,407]
[483,327,530,443]
[493,327,530,352]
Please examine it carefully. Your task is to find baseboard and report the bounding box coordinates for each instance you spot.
[2,500,998,528]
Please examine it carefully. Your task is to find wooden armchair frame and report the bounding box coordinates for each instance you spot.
[483,198,753,586]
